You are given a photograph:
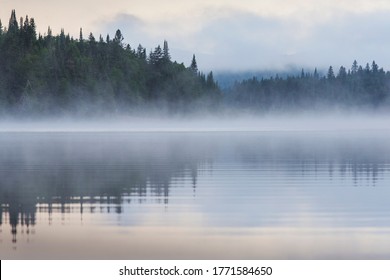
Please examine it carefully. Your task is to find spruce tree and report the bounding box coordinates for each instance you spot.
[364,63,370,73]
[327,66,335,80]
[88,32,95,43]
[8,10,19,33]
[351,60,358,74]
[190,54,198,73]
[163,40,170,61]
[337,66,347,81]
[79,28,83,42]
[137,44,146,60]
[29,18,36,37]
[113,29,123,47]
[372,61,378,73]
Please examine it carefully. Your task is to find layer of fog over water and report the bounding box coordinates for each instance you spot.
[1,112,390,132]
[1,114,390,259]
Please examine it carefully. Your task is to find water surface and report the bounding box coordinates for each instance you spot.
[1,131,390,259]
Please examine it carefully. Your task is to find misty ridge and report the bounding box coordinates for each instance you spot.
[1,10,390,120]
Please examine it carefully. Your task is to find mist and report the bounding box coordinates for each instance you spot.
[1,111,390,133]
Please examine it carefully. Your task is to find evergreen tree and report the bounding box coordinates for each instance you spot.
[47,26,52,37]
[364,63,370,73]
[206,71,215,88]
[29,18,36,37]
[327,66,335,80]
[88,32,95,43]
[190,54,198,74]
[113,29,123,47]
[79,28,83,42]
[137,44,146,60]
[22,15,28,32]
[150,45,163,65]
[337,66,347,81]
[372,61,379,73]
[163,40,170,61]
[8,10,19,33]
[351,60,358,74]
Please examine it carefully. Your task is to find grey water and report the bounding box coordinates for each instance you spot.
[1,130,390,259]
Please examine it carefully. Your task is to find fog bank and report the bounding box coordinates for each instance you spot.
[1,112,390,133]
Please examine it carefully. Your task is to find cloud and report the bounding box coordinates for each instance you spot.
[98,9,297,70]
[98,7,390,72]
[188,9,390,71]
[2,0,378,72]
[285,10,390,70]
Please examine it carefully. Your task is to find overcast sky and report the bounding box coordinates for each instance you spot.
[2,0,390,72]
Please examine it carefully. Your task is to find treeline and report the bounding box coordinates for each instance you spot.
[228,61,390,111]
[2,10,390,116]
[0,10,220,115]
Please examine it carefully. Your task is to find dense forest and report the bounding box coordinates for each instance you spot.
[0,10,220,115]
[227,61,390,111]
[1,10,390,116]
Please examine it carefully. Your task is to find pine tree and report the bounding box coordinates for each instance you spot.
[79,28,83,42]
[327,66,335,80]
[190,54,198,73]
[372,61,378,73]
[47,26,52,37]
[88,32,95,43]
[19,16,23,31]
[99,34,104,43]
[351,60,358,74]
[163,40,170,61]
[22,15,28,32]
[364,63,370,73]
[8,10,19,33]
[337,66,347,81]
[206,71,215,88]
[150,45,163,65]
[137,44,146,60]
[113,29,123,47]
[29,18,36,36]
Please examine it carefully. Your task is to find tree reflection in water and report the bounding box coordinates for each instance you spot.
[1,131,390,247]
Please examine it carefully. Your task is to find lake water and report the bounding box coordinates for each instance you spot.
[1,131,390,259]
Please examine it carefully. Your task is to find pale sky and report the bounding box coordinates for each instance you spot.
[2,0,390,71]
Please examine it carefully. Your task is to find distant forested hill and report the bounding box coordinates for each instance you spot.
[0,10,220,115]
[226,63,390,111]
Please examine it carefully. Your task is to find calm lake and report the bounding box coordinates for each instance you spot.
[1,131,390,259]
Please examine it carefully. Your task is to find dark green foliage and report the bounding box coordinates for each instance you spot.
[0,11,220,115]
[327,66,335,80]
[8,10,18,34]
[163,40,170,62]
[2,10,390,116]
[190,54,198,74]
[229,60,390,111]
